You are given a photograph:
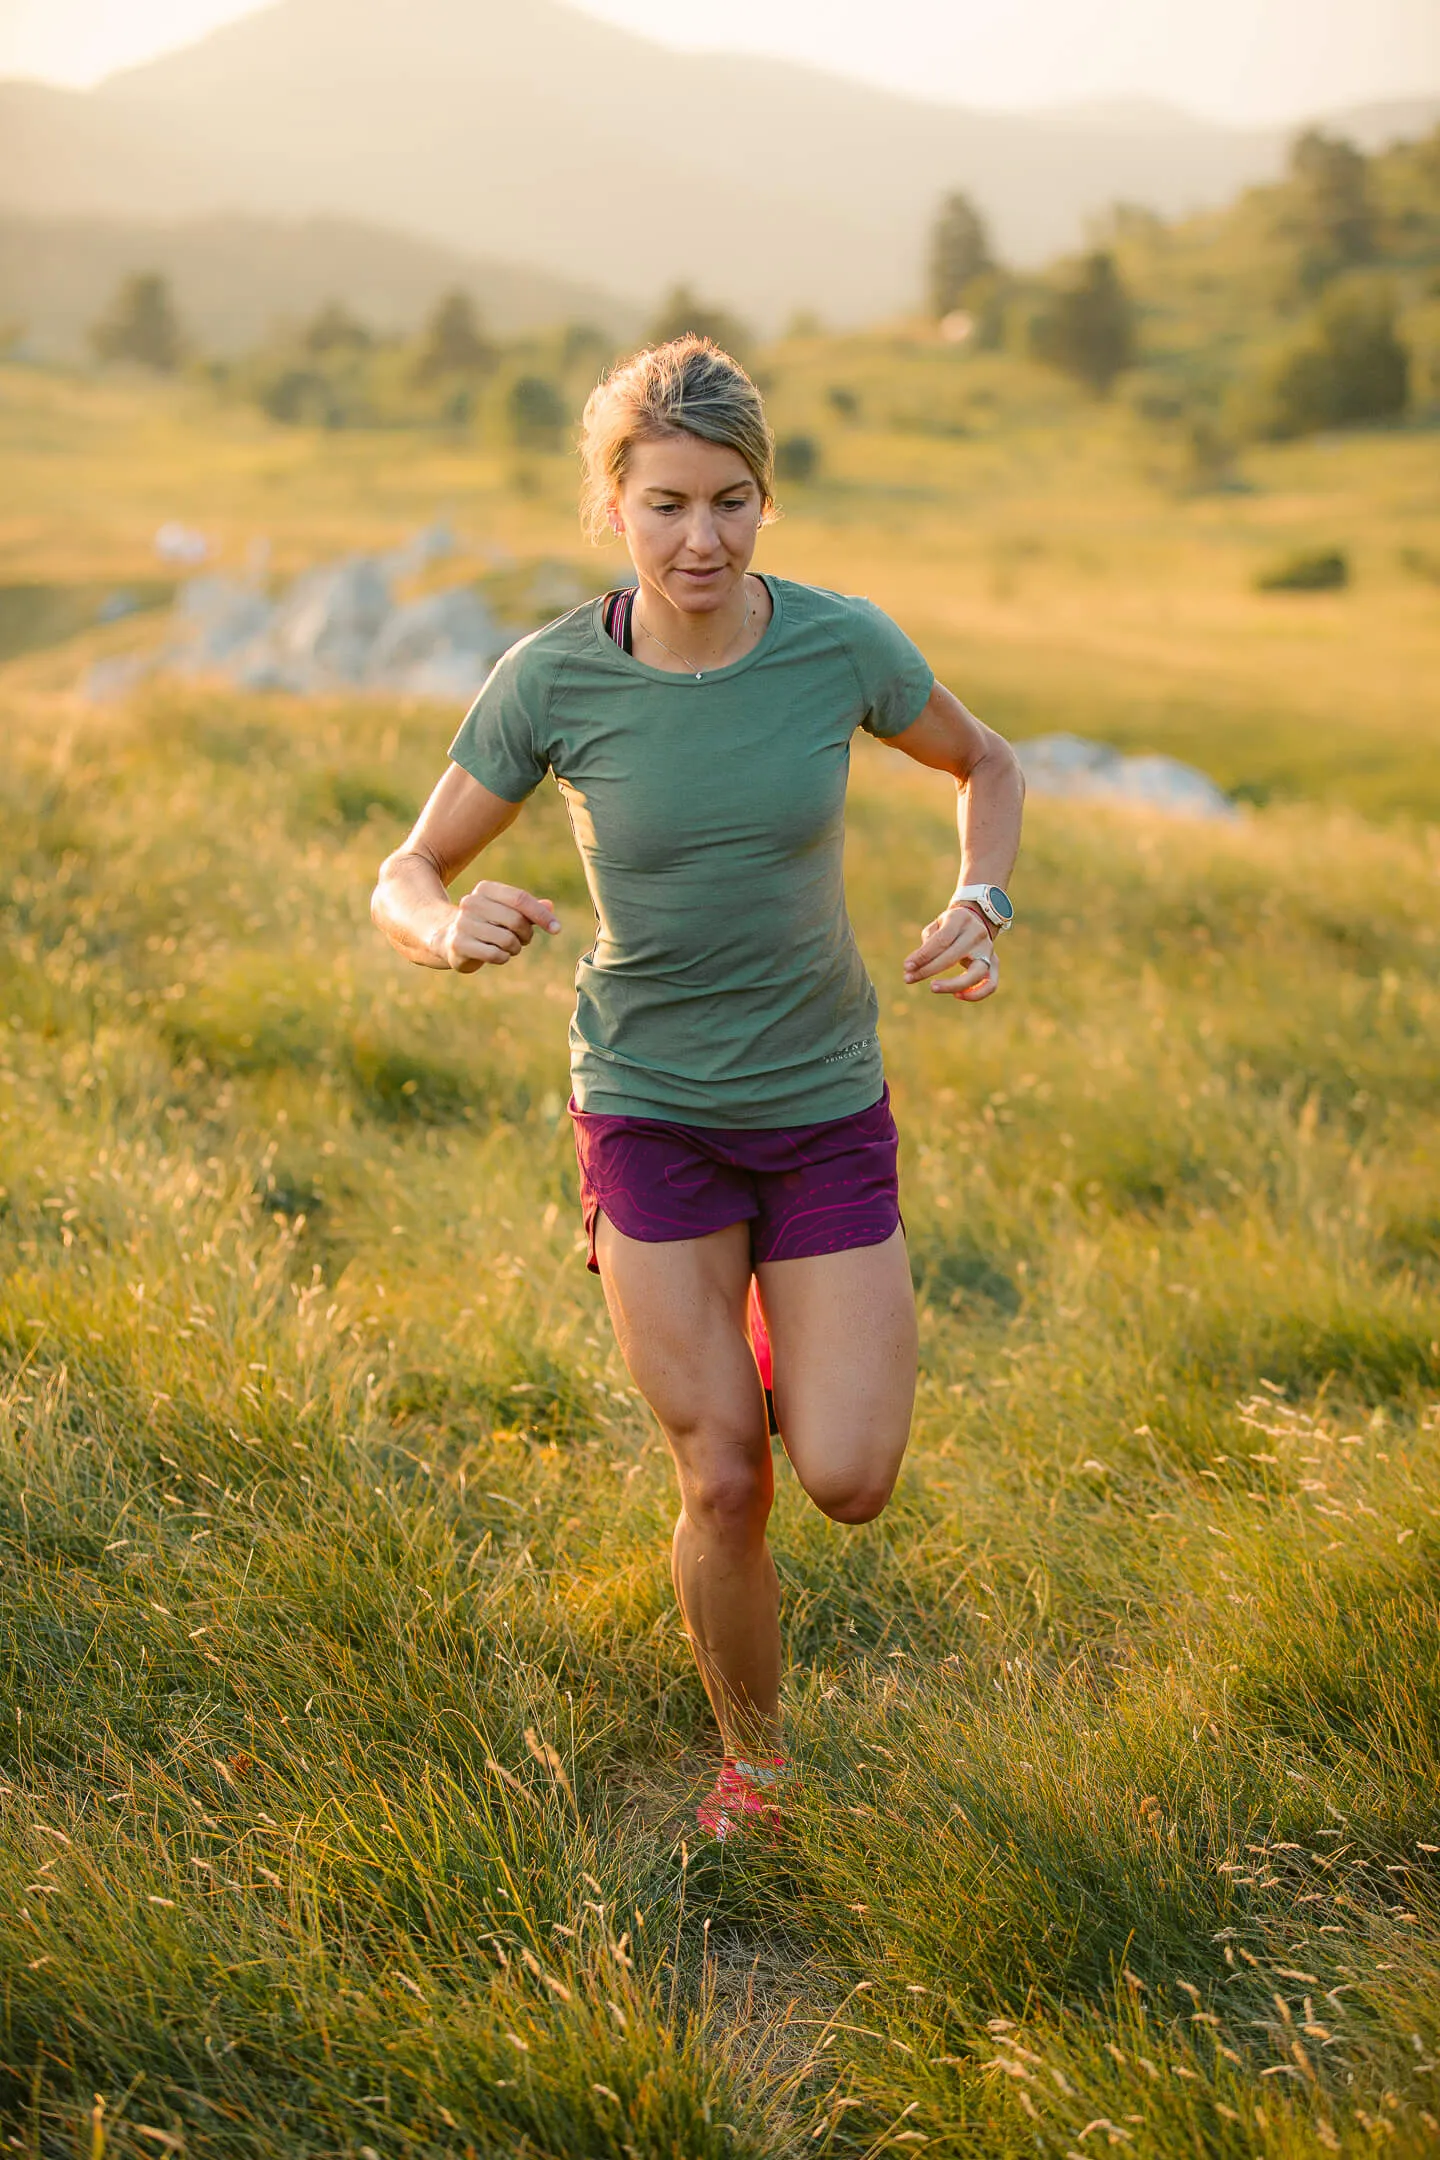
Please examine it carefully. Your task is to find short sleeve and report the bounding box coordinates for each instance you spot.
[846,598,934,738]
[447,633,551,802]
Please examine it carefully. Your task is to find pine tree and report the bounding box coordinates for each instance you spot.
[414,290,495,382]
[90,272,183,372]
[1033,251,1136,396]
[928,192,992,319]
[1285,129,1374,289]
[507,374,567,449]
[645,286,753,363]
[303,301,372,356]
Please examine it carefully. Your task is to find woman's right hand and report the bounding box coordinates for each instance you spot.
[429,881,562,973]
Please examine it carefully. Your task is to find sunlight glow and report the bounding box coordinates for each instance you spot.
[0,0,1434,119]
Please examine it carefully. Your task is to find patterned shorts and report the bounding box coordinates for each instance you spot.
[569,1085,901,1274]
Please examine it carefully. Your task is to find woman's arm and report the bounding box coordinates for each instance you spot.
[371,763,562,974]
[882,679,1025,1004]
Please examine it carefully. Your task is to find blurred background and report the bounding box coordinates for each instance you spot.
[2,0,1438,814]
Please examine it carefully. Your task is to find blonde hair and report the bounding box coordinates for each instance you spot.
[578,334,775,541]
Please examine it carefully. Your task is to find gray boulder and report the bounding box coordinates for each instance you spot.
[1016,732,1235,820]
[171,575,275,669]
[367,587,511,692]
[384,520,457,575]
[88,531,524,702]
[266,555,394,684]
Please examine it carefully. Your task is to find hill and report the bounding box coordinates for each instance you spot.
[1102,125,1440,424]
[0,209,638,359]
[0,360,1438,2150]
[2,0,1436,327]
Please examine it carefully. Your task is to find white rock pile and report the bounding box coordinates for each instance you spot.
[171,554,515,698]
[1015,733,1236,820]
[87,526,520,702]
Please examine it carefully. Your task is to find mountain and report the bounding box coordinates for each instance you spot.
[1,0,1436,328]
[0,209,637,358]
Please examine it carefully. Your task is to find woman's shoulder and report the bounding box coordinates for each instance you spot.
[487,596,603,690]
[770,577,931,719]
[770,577,898,638]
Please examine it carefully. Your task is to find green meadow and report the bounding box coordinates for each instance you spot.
[1,357,1439,2156]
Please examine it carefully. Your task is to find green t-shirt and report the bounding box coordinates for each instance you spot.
[448,574,933,1126]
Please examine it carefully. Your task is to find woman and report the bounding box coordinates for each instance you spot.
[372,336,1024,1841]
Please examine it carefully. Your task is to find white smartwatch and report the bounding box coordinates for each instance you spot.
[952,884,1014,935]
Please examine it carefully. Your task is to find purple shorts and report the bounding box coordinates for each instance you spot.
[569,1086,901,1274]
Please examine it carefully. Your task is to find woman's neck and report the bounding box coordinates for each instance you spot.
[633,573,768,673]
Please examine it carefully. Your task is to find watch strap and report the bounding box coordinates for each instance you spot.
[952,884,1012,934]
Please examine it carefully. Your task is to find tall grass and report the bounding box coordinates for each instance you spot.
[1,671,1437,2155]
[1,366,1438,2153]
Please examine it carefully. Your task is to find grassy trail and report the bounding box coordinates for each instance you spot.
[1,372,1438,2155]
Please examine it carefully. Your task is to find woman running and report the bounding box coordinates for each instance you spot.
[371,336,1024,1841]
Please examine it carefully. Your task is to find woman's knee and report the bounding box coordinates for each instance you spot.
[805,1470,895,1525]
[678,1442,773,1538]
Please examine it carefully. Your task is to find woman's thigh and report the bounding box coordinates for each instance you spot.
[593,1212,771,1501]
[756,1227,917,1523]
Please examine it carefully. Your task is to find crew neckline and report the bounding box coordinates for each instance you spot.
[588,574,783,684]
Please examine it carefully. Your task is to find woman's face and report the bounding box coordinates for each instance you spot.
[612,432,763,616]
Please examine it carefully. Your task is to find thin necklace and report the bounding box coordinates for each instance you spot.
[636,588,753,679]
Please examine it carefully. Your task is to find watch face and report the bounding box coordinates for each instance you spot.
[987,887,1014,922]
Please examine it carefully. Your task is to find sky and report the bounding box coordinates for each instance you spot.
[1,0,1436,122]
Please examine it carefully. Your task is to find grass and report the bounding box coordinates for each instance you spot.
[0,361,1438,2155]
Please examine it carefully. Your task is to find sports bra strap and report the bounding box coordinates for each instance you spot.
[601,586,636,654]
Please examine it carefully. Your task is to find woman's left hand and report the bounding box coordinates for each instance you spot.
[904,902,999,1003]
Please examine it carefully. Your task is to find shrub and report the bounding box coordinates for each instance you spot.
[257,366,340,428]
[1399,544,1440,585]
[561,321,610,370]
[1126,376,1187,425]
[960,267,1015,351]
[774,433,820,483]
[507,374,567,450]
[1243,276,1408,440]
[1255,547,1349,592]
[302,301,372,357]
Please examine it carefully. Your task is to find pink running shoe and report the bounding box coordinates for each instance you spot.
[695,1754,793,1843]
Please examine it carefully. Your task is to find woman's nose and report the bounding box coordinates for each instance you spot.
[682,511,721,556]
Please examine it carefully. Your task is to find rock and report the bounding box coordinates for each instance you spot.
[384,520,457,575]
[154,521,210,566]
[1015,732,1235,820]
[267,555,395,683]
[1104,752,1237,819]
[367,587,511,693]
[171,575,275,669]
[98,544,522,703]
